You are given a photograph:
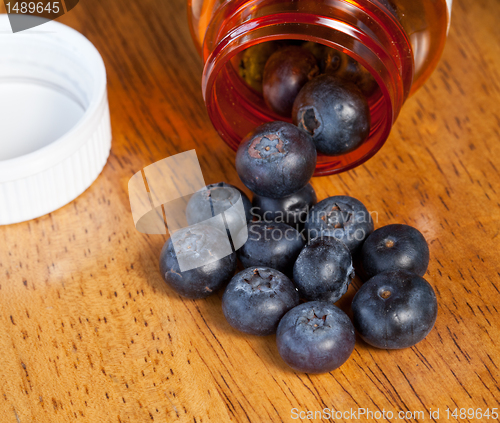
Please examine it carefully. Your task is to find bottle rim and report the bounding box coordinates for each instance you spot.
[201,0,414,176]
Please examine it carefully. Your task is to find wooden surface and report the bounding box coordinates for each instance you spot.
[1,0,499,422]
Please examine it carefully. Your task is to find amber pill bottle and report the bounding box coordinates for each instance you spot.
[188,0,452,175]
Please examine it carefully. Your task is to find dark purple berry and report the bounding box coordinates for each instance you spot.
[301,41,331,72]
[238,41,284,93]
[276,301,355,373]
[263,46,319,117]
[293,236,354,303]
[324,51,378,97]
[236,121,317,199]
[238,221,305,277]
[323,48,343,74]
[351,270,437,349]
[304,195,374,253]
[293,74,370,156]
[252,183,317,229]
[361,224,430,278]
[186,182,252,227]
[222,267,299,336]
[159,226,236,299]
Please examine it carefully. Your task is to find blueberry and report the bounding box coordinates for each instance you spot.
[238,41,283,93]
[301,41,331,72]
[236,121,317,199]
[361,224,430,278]
[351,270,437,349]
[292,74,370,156]
[186,182,252,226]
[276,301,355,373]
[252,183,317,229]
[159,225,236,299]
[293,236,354,303]
[324,51,378,98]
[222,267,299,336]
[263,46,319,117]
[304,195,374,253]
[302,42,379,97]
[237,221,305,277]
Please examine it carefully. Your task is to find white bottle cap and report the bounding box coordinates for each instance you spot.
[0,14,111,225]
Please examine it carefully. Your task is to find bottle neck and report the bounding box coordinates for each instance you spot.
[201,0,414,175]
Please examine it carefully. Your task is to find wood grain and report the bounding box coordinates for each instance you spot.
[0,0,499,422]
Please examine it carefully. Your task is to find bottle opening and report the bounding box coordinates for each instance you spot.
[202,3,413,175]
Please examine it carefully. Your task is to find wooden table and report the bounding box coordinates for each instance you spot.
[1,0,499,421]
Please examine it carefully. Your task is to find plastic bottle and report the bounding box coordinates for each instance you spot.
[188,0,452,175]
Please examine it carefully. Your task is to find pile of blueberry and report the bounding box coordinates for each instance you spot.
[239,41,374,156]
[159,42,436,374]
[159,134,437,373]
